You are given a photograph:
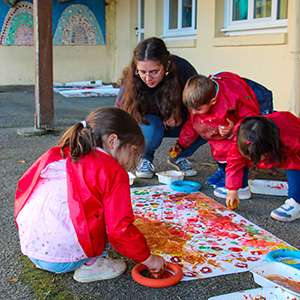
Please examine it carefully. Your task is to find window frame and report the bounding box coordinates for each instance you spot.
[223,0,288,36]
[163,0,197,38]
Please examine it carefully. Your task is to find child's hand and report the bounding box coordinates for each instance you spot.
[142,254,166,276]
[168,142,183,160]
[226,190,240,210]
[218,118,234,138]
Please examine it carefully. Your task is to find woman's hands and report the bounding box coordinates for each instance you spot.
[142,254,166,278]
[226,190,240,210]
[218,118,234,138]
[163,113,182,128]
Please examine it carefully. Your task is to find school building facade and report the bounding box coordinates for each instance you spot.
[0,0,299,115]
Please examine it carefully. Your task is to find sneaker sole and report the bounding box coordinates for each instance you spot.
[73,264,127,283]
[213,190,252,200]
[270,211,298,222]
[167,160,197,177]
[135,171,154,179]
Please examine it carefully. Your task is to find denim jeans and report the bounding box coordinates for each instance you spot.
[29,247,109,274]
[218,162,249,188]
[30,257,89,273]
[140,114,207,162]
[286,169,300,203]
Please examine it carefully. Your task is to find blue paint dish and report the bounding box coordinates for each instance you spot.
[170,180,201,193]
[266,249,300,270]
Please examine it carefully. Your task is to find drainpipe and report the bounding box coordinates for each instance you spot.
[289,0,300,116]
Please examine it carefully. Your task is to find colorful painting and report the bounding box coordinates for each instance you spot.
[0,0,105,45]
[0,1,33,45]
[131,185,295,280]
[53,4,104,45]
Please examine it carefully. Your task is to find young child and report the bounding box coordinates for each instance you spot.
[169,72,265,199]
[14,107,165,283]
[225,112,300,222]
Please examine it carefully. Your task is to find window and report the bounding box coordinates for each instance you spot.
[224,0,288,35]
[164,0,197,37]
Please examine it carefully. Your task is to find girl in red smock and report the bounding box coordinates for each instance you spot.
[15,107,165,282]
[225,112,300,222]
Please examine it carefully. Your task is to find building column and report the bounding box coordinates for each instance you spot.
[289,0,300,116]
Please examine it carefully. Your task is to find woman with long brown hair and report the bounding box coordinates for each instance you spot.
[116,37,206,178]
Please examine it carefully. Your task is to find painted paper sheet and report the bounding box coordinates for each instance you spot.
[131,185,294,281]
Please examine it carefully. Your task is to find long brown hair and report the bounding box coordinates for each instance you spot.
[120,37,182,123]
[58,107,144,161]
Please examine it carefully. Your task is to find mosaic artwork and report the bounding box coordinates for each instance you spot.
[131,185,294,280]
[0,0,105,45]
[53,4,104,45]
[0,1,33,45]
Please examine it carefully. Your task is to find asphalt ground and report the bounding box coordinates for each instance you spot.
[0,86,299,300]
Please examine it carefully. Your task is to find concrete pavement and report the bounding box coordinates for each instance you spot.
[0,86,299,300]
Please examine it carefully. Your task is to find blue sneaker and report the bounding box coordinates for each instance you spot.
[136,159,155,179]
[270,198,300,222]
[215,176,225,188]
[207,168,225,187]
[167,157,197,177]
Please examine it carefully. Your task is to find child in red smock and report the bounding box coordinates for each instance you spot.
[15,107,165,282]
[225,112,300,222]
[169,72,262,199]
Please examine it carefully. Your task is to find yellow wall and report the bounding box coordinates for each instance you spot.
[0,0,298,115]
[0,0,117,85]
[114,0,299,114]
[114,0,138,82]
[160,0,293,112]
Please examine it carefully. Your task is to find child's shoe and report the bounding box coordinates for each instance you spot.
[214,177,225,189]
[270,198,300,222]
[73,257,127,283]
[167,157,197,177]
[214,186,251,200]
[206,168,225,187]
[136,158,155,178]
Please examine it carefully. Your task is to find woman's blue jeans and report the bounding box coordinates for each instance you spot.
[140,114,206,162]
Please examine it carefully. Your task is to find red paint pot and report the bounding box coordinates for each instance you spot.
[131,262,183,288]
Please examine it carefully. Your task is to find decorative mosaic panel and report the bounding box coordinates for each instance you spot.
[0,0,105,45]
[0,1,33,45]
[53,4,104,45]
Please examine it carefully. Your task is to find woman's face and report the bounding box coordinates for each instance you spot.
[136,60,165,88]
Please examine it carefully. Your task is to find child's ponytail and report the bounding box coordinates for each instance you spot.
[57,107,144,162]
[58,121,96,161]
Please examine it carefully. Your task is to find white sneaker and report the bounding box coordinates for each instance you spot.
[136,159,155,178]
[214,186,252,200]
[270,198,300,222]
[73,257,127,283]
